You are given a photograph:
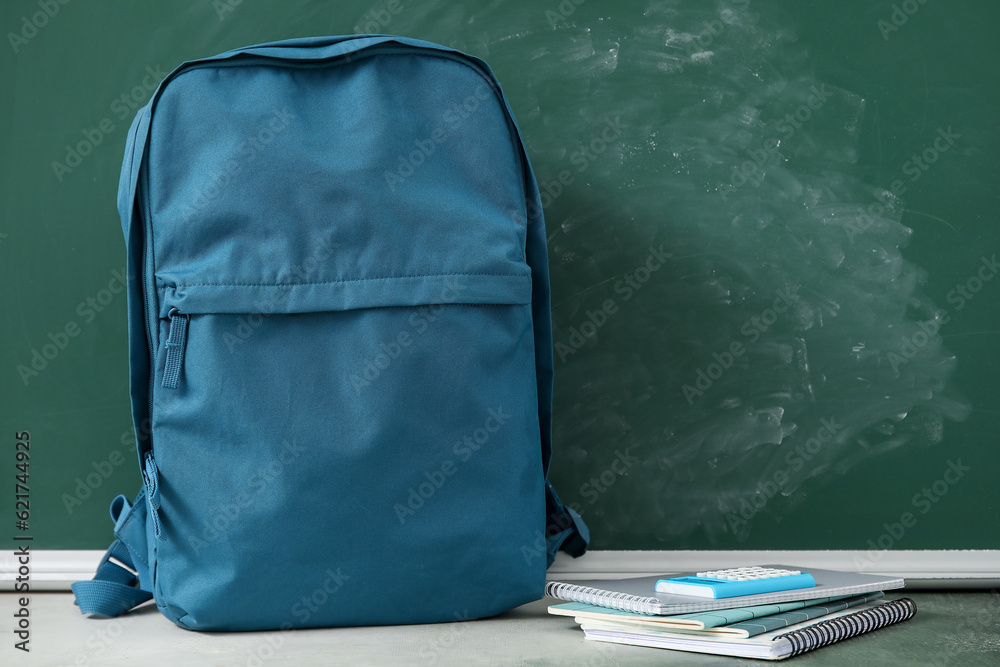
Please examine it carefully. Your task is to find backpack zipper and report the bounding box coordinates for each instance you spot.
[136,171,168,540]
[141,451,164,541]
[162,308,189,389]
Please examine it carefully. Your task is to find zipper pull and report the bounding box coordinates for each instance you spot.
[142,452,165,541]
[162,308,189,389]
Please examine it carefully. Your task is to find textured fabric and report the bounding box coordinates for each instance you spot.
[78,35,588,631]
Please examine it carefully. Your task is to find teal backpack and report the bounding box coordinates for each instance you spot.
[71,35,589,631]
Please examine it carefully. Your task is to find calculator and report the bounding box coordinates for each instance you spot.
[654,566,817,599]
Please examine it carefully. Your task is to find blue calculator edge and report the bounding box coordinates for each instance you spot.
[655,570,817,599]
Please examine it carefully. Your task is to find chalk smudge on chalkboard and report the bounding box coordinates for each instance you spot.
[514,0,973,547]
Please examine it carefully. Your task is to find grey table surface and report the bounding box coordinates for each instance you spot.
[1,591,998,666]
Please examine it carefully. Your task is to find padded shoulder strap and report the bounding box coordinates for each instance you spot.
[544,482,590,565]
[72,492,153,617]
[472,55,591,564]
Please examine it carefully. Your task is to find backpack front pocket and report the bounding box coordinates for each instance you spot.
[145,277,546,630]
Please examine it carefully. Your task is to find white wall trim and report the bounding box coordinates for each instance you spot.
[3,549,998,591]
[548,550,1000,588]
[1,550,106,591]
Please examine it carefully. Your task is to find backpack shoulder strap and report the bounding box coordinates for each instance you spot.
[72,492,153,617]
[544,482,590,565]
[477,59,590,565]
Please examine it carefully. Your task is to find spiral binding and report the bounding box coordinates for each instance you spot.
[544,581,661,615]
[777,598,917,658]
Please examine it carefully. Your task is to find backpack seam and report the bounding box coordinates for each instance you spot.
[161,273,528,288]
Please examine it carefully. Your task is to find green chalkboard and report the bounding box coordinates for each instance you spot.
[1,0,998,553]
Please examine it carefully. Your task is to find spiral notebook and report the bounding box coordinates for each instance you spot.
[551,591,885,637]
[581,598,917,660]
[545,565,904,615]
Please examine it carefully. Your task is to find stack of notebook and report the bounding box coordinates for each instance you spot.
[546,566,915,660]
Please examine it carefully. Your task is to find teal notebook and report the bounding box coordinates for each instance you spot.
[549,592,883,636]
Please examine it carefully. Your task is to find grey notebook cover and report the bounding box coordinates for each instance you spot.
[545,565,905,615]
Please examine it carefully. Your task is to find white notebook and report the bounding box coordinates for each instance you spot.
[545,565,904,615]
[581,598,917,660]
